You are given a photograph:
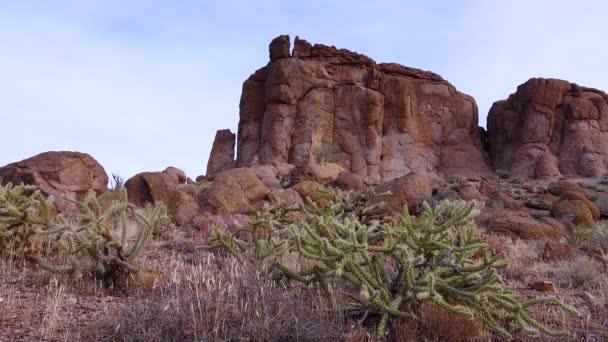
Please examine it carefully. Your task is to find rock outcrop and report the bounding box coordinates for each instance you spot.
[0,151,108,211]
[219,35,490,181]
[488,78,608,179]
[206,129,236,176]
[125,167,198,225]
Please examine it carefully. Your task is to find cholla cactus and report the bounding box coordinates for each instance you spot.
[0,182,170,281]
[41,188,170,280]
[0,183,62,258]
[208,187,578,338]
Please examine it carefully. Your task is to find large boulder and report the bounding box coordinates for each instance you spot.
[125,167,198,225]
[0,151,108,211]
[374,172,432,214]
[232,35,490,181]
[206,168,270,213]
[488,78,608,179]
[477,207,566,240]
[206,129,236,176]
[551,191,600,227]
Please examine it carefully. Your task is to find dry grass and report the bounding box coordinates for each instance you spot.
[89,254,364,341]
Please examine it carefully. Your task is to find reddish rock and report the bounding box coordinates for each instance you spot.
[206,129,236,176]
[163,166,187,184]
[477,207,566,240]
[207,168,270,213]
[125,169,199,225]
[374,172,432,214]
[291,180,327,207]
[548,180,588,197]
[529,281,556,293]
[458,182,485,201]
[307,162,345,184]
[541,240,584,262]
[268,188,304,207]
[335,171,366,191]
[0,151,108,211]
[488,78,608,179]
[249,165,280,188]
[234,35,490,181]
[551,191,600,227]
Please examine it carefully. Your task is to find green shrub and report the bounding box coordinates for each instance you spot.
[0,183,170,282]
[511,177,525,184]
[568,224,608,255]
[0,183,53,258]
[208,188,577,338]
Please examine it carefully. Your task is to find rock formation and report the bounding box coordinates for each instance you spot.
[488,77,608,179]
[206,129,236,176]
[125,167,198,225]
[0,151,108,211]
[211,35,490,181]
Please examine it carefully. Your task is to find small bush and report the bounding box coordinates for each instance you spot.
[567,224,608,255]
[496,170,511,180]
[551,257,603,289]
[511,177,526,184]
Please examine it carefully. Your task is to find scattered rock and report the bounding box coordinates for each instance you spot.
[0,151,108,211]
[529,280,556,293]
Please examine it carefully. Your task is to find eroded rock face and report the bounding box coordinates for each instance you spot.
[0,151,108,211]
[488,78,608,179]
[206,129,236,176]
[233,35,490,181]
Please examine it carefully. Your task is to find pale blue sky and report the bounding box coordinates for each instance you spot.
[1,1,607,181]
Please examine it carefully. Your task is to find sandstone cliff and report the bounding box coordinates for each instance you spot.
[209,35,490,180]
[488,78,608,179]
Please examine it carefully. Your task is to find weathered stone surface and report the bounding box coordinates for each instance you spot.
[207,168,270,213]
[335,171,366,191]
[206,129,236,176]
[125,169,199,225]
[249,165,280,188]
[291,180,327,207]
[268,188,303,207]
[488,78,608,179]
[374,172,432,214]
[307,162,345,184]
[0,151,108,211]
[234,35,490,181]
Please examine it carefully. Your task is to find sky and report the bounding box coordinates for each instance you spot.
[1,1,607,182]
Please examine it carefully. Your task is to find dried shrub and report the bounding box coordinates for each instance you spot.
[92,255,358,341]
